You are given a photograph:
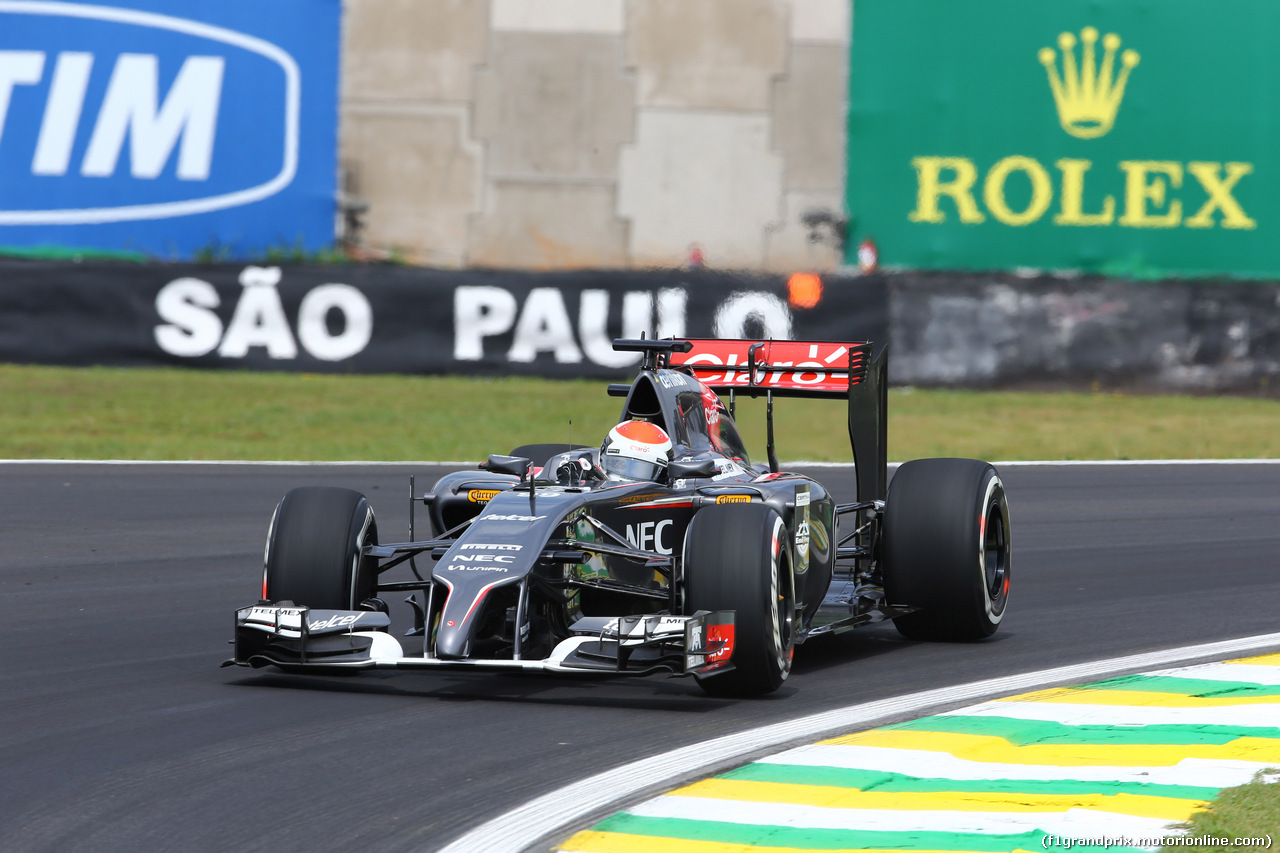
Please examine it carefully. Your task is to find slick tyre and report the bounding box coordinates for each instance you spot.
[684,504,794,697]
[882,458,1011,641]
[263,487,379,610]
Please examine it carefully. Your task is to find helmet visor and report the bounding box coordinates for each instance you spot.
[602,454,665,482]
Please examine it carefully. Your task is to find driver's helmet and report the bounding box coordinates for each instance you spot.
[600,421,673,482]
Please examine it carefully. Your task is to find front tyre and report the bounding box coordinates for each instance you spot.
[882,458,1011,641]
[263,487,379,610]
[684,504,794,697]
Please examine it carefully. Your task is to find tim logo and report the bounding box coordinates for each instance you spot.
[0,2,298,224]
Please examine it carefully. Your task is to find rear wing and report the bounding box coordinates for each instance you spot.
[667,339,872,397]
[613,338,888,502]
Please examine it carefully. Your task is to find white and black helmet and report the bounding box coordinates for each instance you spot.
[600,421,674,482]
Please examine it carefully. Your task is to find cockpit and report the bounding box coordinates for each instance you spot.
[622,369,750,465]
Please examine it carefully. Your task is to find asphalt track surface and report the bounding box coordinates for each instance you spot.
[2,461,1278,852]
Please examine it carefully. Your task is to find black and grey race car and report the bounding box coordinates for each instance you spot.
[225,337,1011,697]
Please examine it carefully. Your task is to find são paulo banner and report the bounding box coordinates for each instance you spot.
[0,0,339,259]
[845,0,1278,278]
[0,261,887,377]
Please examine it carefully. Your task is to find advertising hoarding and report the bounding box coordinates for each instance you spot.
[0,0,339,259]
[846,0,1277,278]
[0,262,888,377]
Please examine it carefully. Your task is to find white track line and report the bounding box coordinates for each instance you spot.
[0,459,476,466]
[793,459,1280,468]
[627,795,1177,836]
[436,632,1280,853]
[941,700,1280,729]
[1,458,1278,467]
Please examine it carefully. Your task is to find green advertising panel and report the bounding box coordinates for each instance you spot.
[845,0,1279,278]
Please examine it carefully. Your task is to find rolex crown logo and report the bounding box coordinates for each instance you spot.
[1039,27,1139,139]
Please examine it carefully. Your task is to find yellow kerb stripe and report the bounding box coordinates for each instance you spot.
[665,778,1202,821]
[555,831,1030,853]
[995,687,1280,707]
[819,728,1280,767]
[1227,653,1280,667]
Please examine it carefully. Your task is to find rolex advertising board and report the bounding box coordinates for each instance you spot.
[846,0,1275,278]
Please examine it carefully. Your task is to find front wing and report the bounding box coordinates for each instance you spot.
[224,604,736,680]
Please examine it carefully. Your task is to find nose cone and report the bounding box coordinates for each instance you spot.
[432,577,515,660]
[434,620,469,659]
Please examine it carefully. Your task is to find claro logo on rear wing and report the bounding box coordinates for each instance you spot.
[667,339,873,396]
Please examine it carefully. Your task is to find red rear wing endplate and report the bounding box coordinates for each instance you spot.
[666,339,874,397]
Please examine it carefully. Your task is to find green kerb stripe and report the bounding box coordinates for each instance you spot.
[885,715,1280,746]
[723,762,1221,801]
[594,813,1144,852]
[1083,675,1280,697]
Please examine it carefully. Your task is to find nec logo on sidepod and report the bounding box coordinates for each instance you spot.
[0,2,297,224]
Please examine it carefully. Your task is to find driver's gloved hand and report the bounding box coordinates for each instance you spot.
[576,456,607,482]
[555,460,581,485]
[557,457,603,485]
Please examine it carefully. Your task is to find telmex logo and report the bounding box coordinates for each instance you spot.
[0,2,298,224]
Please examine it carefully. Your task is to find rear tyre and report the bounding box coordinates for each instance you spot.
[263,487,379,610]
[684,504,794,697]
[882,458,1010,641]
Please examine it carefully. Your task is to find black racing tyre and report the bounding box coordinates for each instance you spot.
[683,503,794,697]
[263,486,379,610]
[882,458,1011,641]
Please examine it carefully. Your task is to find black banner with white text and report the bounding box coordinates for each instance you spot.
[0,262,888,378]
[5,261,1278,392]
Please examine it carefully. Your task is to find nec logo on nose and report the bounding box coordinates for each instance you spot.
[0,2,299,225]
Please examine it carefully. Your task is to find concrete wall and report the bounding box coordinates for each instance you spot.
[889,273,1280,395]
[340,0,850,271]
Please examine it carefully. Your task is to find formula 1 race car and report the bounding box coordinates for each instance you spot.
[225,338,1011,696]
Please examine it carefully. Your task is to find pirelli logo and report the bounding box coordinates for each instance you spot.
[468,489,501,504]
[716,494,751,504]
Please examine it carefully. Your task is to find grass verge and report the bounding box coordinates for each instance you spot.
[1160,770,1279,853]
[2,363,1279,461]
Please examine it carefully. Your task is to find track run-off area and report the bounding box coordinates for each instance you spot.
[1,460,1278,852]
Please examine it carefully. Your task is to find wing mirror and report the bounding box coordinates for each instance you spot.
[668,458,718,480]
[480,454,532,479]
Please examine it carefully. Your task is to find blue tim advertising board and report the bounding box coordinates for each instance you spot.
[0,0,339,259]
